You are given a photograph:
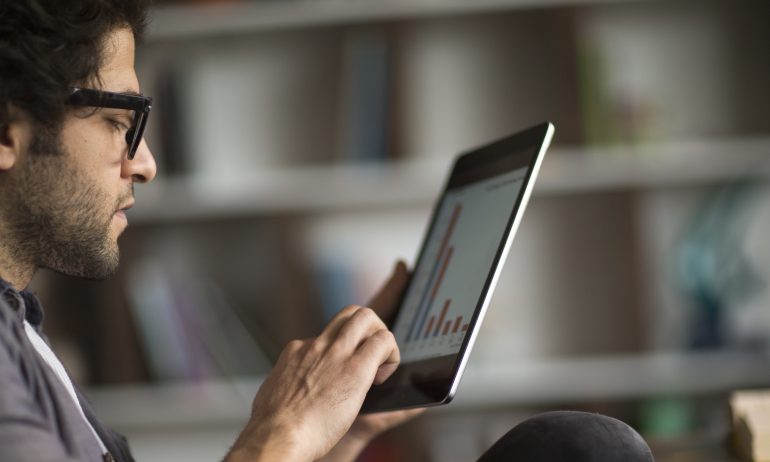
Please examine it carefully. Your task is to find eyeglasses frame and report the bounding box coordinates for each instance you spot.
[68,87,152,160]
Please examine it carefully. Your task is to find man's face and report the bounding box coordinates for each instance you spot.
[4,28,156,280]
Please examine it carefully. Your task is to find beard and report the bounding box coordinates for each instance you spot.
[4,127,128,280]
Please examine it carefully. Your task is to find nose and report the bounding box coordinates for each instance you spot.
[122,138,157,183]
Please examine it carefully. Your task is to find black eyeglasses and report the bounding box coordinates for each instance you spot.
[68,87,152,160]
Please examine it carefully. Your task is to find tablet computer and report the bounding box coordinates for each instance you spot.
[361,122,554,413]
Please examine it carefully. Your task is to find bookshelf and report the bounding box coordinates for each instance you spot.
[87,0,770,387]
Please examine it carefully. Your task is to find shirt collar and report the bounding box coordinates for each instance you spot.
[0,278,45,328]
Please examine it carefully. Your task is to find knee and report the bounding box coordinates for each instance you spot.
[477,411,654,462]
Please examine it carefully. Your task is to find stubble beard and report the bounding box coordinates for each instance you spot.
[5,128,123,280]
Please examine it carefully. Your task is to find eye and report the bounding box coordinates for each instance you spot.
[107,117,130,133]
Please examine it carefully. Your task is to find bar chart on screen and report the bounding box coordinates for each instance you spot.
[396,199,476,357]
[406,204,460,340]
[392,167,528,362]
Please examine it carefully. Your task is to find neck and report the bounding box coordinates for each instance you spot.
[0,246,35,291]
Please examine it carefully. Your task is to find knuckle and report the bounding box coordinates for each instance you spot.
[346,355,364,371]
[308,338,326,355]
[341,304,361,314]
[355,306,380,324]
[328,338,347,356]
[363,329,386,348]
[373,328,395,344]
[286,339,303,351]
[330,305,357,322]
[360,306,376,317]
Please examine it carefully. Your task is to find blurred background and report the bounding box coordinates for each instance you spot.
[30,0,770,460]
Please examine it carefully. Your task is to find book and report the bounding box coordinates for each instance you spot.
[731,389,770,461]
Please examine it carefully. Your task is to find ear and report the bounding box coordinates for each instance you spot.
[0,113,29,171]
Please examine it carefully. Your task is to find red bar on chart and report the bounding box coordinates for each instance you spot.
[461,324,469,332]
[436,204,462,264]
[433,299,451,337]
[424,316,435,339]
[430,246,454,301]
[442,321,451,336]
[452,316,462,333]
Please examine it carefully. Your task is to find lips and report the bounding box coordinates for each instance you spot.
[117,201,135,213]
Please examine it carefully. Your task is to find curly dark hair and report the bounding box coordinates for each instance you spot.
[0,0,151,131]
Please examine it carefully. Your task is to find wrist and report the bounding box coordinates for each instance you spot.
[225,444,299,462]
[226,419,310,462]
[316,434,370,462]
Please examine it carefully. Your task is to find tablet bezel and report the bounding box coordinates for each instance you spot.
[361,122,554,413]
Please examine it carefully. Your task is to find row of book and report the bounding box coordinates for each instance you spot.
[125,256,273,381]
[148,26,392,178]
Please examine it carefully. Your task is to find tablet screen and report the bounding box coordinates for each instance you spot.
[392,165,528,363]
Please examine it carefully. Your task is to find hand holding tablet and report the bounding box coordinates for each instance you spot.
[362,122,555,413]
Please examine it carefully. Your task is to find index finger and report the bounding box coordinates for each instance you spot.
[355,329,400,385]
[316,304,369,345]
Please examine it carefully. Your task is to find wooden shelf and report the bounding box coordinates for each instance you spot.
[453,350,770,410]
[536,137,770,194]
[147,0,641,41]
[129,137,770,224]
[87,350,770,431]
[131,160,443,223]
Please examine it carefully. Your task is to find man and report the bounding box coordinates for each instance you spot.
[0,1,421,460]
[0,1,654,461]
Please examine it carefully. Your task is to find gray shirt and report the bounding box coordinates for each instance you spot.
[0,279,134,462]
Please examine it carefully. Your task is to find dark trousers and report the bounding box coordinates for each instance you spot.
[477,411,655,462]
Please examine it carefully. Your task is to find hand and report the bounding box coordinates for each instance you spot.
[226,304,400,462]
[318,261,426,462]
[367,260,411,325]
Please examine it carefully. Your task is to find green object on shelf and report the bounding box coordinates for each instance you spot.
[578,41,616,146]
[638,396,695,438]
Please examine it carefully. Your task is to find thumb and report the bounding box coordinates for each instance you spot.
[368,260,410,323]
